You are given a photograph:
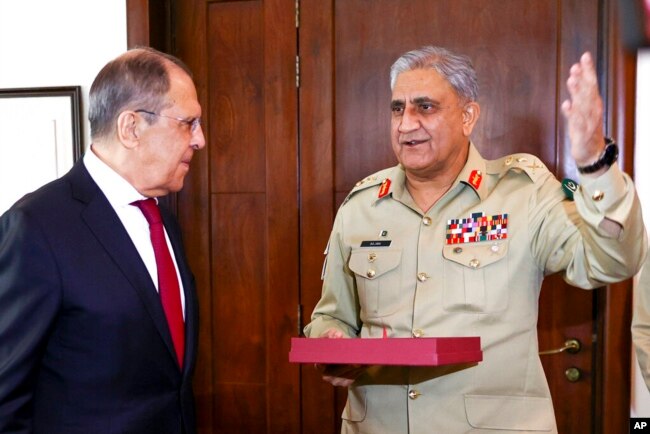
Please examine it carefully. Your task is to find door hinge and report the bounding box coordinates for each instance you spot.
[295,55,300,89]
[295,0,300,28]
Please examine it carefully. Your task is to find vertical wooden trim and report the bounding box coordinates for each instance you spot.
[299,0,338,432]
[126,0,150,48]
[264,0,301,432]
[174,1,213,432]
[597,0,637,432]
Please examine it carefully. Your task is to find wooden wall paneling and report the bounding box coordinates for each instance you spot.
[298,1,340,433]
[212,194,268,432]
[126,0,149,48]
[598,0,638,432]
[535,2,599,433]
[207,2,270,432]
[174,0,213,432]
[263,0,301,432]
[556,0,599,179]
[209,2,265,194]
[126,0,172,51]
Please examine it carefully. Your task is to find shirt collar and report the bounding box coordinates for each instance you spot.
[381,142,488,207]
[83,145,149,208]
[455,141,487,201]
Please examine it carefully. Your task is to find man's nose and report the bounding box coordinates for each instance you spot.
[191,124,206,150]
[398,107,420,132]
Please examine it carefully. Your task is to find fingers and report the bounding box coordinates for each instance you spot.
[320,364,367,387]
[320,328,345,339]
[322,374,356,387]
[315,329,361,386]
[565,52,599,108]
[562,51,605,164]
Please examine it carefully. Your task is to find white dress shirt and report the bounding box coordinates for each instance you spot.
[83,146,186,317]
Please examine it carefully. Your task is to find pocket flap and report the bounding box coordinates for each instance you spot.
[443,240,508,269]
[464,394,554,431]
[342,386,367,422]
[349,249,401,279]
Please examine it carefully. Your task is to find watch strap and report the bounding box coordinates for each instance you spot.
[576,137,618,174]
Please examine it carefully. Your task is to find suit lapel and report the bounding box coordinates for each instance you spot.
[67,162,180,370]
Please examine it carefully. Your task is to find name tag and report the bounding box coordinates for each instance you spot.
[360,240,392,247]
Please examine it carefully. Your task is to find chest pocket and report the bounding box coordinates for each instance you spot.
[442,240,509,313]
[349,249,403,318]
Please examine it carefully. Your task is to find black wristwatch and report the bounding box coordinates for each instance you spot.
[576,137,619,174]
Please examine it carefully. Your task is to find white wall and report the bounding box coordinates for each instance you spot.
[0,0,127,147]
[632,48,650,417]
[0,0,126,212]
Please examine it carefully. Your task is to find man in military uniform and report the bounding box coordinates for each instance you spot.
[304,46,647,433]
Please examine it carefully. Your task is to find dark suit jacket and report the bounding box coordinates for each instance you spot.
[0,161,199,434]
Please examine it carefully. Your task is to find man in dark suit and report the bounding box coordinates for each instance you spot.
[0,47,205,434]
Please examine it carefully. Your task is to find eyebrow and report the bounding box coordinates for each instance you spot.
[391,96,443,108]
[412,96,442,106]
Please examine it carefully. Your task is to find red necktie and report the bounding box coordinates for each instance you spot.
[131,198,185,368]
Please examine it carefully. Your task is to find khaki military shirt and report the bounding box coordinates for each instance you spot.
[633,250,650,390]
[305,143,646,434]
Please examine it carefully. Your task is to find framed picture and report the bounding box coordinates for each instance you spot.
[0,86,83,213]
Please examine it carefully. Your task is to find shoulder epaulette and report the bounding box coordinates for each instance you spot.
[341,168,393,206]
[487,153,550,183]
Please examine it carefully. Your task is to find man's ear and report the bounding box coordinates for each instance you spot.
[462,102,480,136]
[116,111,140,149]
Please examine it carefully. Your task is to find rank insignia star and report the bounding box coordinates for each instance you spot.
[526,159,544,174]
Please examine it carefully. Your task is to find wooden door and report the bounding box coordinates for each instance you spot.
[298,1,634,433]
[129,0,636,432]
[170,1,300,433]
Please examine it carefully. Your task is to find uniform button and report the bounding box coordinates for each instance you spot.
[422,216,432,226]
[453,247,463,254]
[490,244,499,253]
[417,272,429,282]
[408,390,421,400]
[412,329,424,338]
[367,252,377,263]
[469,259,480,268]
[592,190,605,201]
[366,269,376,278]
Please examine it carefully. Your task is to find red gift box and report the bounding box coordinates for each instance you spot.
[289,336,482,366]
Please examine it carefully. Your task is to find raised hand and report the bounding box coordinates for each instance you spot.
[561,52,606,168]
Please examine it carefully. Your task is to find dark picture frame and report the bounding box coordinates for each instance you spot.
[0,86,83,213]
[0,86,83,160]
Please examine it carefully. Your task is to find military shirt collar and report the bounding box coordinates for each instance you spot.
[456,142,488,201]
[372,142,488,207]
[371,165,414,207]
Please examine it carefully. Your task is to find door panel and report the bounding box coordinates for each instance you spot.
[175,0,300,433]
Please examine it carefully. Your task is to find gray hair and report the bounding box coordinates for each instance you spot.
[89,47,193,140]
[389,46,478,102]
